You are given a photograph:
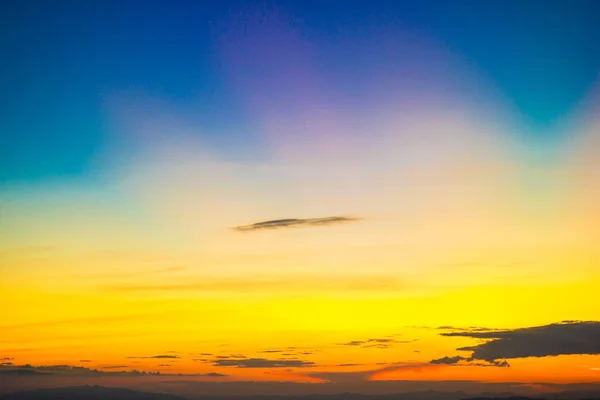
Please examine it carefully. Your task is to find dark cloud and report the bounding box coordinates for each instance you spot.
[0,363,203,377]
[436,326,498,332]
[259,350,284,353]
[79,360,92,363]
[126,355,180,359]
[212,358,315,368]
[201,372,228,377]
[430,356,467,365]
[433,321,600,365]
[158,364,172,367]
[1,358,14,361]
[337,363,362,367]
[340,338,417,349]
[429,356,509,368]
[233,216,360,232]
[0,362,13,366]
[344,341,366,346]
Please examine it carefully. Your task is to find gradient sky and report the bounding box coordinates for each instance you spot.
[1,0,600,396]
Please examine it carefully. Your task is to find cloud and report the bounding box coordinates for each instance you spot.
[79,360,92,362]
[201,372,228,377]
[0,363,204,377]
[212,358,315,368]
[126,355,180,359]
[436,326,499,332]
[232,216,360,231]
[259,350,284,353]
[433,321,600,365]
[430,356,467,365]
[340,338,418,349]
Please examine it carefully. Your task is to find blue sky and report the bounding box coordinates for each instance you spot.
[1,0,599,182]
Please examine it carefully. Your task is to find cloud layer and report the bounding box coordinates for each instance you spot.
[212,358,315,368]
[233,216,360,231]
[431,321,600,365]
[0,364,203,377]
[340,338,418,349]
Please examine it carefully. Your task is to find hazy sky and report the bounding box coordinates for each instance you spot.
[1,0,600,395]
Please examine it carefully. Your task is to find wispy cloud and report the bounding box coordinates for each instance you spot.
[212,358,315,368]
[436,326,499,332]
[126,355,180,359]
[232,216,360,232]
[339,338,418,349]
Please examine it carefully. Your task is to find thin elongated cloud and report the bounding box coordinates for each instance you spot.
[429,356,509,368]
[0,364,201,377]
[232,216,360,231]
[126,355,180,359]
[431,321,600,365]
[436,326,499,332]
[340,338,418,349]
[212,358,315,368]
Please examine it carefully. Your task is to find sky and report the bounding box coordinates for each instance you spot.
[1,0,600,396]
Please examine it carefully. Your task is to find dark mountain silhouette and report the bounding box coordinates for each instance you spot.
[465,397,600,400]
[2,386,600,400]
[0,385,184,400]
